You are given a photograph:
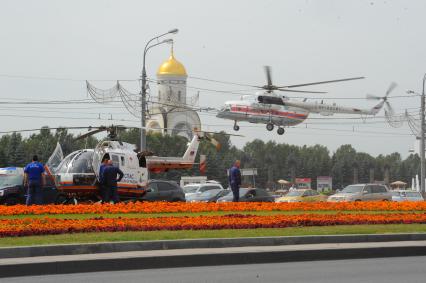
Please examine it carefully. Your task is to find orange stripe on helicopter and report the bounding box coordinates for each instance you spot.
[59,184,139,189]
[59,182,138,188]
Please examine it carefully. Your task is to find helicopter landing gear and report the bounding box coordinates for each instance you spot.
[233,121,240,131]
[277,127,285,135]
[266,123,274,131]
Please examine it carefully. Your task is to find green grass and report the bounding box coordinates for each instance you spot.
[0,210,422,220]
[1,224,426,247]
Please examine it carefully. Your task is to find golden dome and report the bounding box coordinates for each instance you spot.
[157,51,187,76]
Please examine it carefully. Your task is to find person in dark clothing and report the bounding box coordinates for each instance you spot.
[99,154,110,203]
[24,155,45,205]
[228,160,242,202]
[102,160,124,203]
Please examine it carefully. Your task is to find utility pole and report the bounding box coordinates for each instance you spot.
[408,74,426,196]
[140,29,178,151]
[421,74,426,196]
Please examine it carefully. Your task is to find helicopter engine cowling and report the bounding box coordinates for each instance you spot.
[257,95,285,105]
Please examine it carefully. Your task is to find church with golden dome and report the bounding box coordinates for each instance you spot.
[146,47,201,140]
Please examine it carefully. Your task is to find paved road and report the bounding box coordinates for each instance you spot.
[5,256,426,283]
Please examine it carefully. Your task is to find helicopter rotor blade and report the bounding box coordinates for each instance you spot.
[385,82,397,97]
[276,88,327,94]
[0,126,99,135]
[74,127,107,140]
[385,101,396,115]
[264,66,273,87]
[366,94,382,100]
[195,130,244,137]
[277,76,365,89]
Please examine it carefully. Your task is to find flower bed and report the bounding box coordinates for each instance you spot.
[0,201,425,216]
[1,213,426,237]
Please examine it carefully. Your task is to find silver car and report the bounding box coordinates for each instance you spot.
[183,182,224,200]
[327,184,392,202]
[391,190,424,202]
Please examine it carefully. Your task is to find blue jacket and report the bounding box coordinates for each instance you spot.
[99,164,107,185]
[24,162,45,183]
[229,166,241,187]
[102,165,124,187]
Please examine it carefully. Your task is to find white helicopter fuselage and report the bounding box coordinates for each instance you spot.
[216,94,309,127]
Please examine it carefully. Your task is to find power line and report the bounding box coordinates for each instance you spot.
[0,113,139,123]
[0,73,137,82]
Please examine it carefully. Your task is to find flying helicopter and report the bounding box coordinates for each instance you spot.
[216,66,390,135]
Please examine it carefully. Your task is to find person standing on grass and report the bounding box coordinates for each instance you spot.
[102,160,124,204]
[228,160,242,202]
[23,155,45,205]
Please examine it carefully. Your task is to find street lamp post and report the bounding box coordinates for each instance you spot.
[408,73,426,196]
[141,29,178,151]
[421,74,426,196]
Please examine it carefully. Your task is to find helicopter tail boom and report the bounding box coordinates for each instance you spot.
[182,135,200,162]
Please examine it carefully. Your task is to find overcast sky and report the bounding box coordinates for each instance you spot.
[0,0,425,158]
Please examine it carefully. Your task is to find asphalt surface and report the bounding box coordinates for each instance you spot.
[5,256,426,283]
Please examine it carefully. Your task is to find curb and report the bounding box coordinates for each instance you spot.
[1,241,426,278]
[1,233,426,259]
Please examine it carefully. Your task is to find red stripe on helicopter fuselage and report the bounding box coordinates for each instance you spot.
[230,105,308,120]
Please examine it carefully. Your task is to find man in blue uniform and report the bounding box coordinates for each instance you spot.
[102,160,124,204]
[99,154,110,203]
[24,155,45,205]
[228,160,242,202]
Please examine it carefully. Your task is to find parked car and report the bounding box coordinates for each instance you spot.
[183,181,224,199]
[391,190,424,202]
[0,167,58,205]
[327,184,392,202]
[217,188,275,202]
[186,188,230,202]
[138,180,185,202]
[275,189,326,203]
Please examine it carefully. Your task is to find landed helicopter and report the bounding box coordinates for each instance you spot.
[47,125,219,202]
[35,125,230,203]
[216,66,391,135]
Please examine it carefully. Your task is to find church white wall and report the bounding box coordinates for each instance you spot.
[157,74,187,105]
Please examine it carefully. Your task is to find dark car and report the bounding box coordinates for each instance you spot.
[186,188,230,202]
[0,167,58,205]
[139,180,185,202]
[216,188,275,202]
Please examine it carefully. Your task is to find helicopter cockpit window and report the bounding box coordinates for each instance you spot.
[111,155,120,168]
[68,151,94,174]
[220,105,231,112]
[120,156,125,167]
[56,151,79,174]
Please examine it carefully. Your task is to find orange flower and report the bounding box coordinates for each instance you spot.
[1,213,425,237]
[0,201,424,216]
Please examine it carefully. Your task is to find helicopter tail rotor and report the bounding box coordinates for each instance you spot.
[367,82,403,127]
